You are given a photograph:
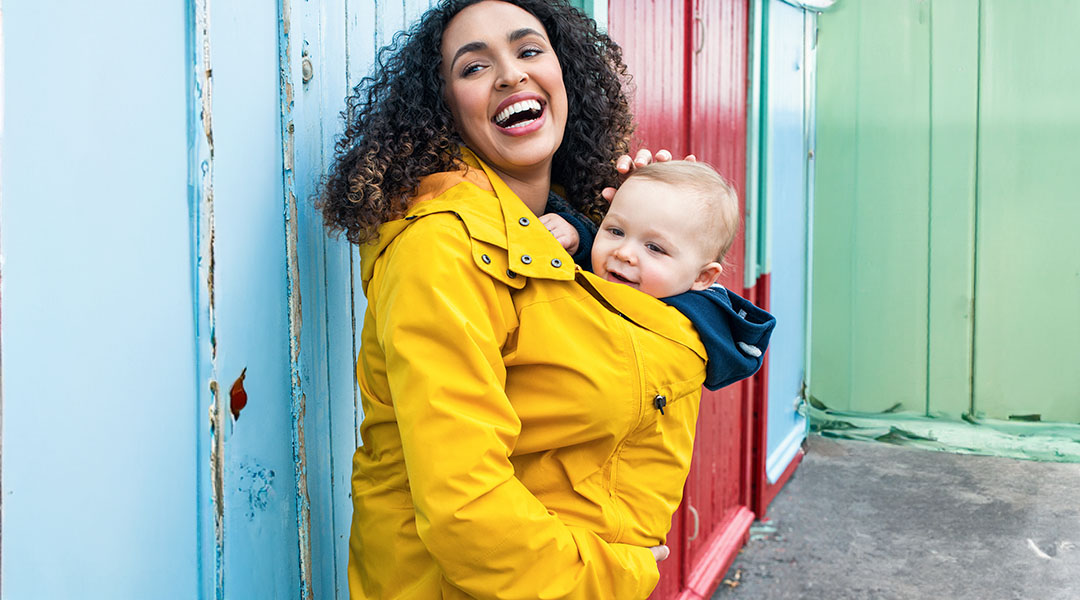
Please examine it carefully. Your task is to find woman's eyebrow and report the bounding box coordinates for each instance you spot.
[450,28,546,70]
[450,41,487,70]
[508,27,545,43]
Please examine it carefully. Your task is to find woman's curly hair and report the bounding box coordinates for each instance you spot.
[319,0,634,245]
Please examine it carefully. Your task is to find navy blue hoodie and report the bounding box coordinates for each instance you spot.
[663,286,776,390]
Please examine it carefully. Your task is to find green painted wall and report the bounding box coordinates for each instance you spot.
[568,0,594,19]
[812,0,1080,423]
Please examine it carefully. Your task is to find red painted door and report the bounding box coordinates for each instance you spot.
[607,2,754,598]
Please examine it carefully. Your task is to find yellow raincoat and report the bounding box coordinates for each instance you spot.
[349,150,708,599]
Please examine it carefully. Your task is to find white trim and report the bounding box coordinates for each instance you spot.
[780,0,837,11]
[803,11,818,404]
[744,0,764,288]
[766,411,807,484]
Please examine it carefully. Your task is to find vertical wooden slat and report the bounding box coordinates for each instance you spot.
[809,0,857,411]
[927,0,978,418]
[972,0,1080,422]
[1,3,199,597]
[684,1,751,594]
[189,3,222,598]
[209,0,300,596]
[611,0,690,157]
[278,1,318,597]
[812,0,931,413]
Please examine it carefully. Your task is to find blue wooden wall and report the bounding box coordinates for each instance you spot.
[2,2,202,598]
[0,0,604,597]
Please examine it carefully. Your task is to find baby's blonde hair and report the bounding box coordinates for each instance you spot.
[623,161,740,262]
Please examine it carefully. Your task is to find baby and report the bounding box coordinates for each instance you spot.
[591,160,737,299]
[549,160,775,390]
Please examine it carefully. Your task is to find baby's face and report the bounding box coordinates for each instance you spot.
[591,178,720,298]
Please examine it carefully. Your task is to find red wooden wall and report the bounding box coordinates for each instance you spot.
[607,2,754,598]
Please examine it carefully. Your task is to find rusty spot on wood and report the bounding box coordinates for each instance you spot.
[230,367,248,420]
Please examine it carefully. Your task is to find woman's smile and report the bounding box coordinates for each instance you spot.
[492,93,547,135]
[440,1,568,188]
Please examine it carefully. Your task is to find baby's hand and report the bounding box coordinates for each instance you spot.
[539,213,579,255]
[649,545,670,562]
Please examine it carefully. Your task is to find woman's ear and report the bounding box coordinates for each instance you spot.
[690,262,724,291]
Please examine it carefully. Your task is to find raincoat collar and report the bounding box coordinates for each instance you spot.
[359,148,574,287]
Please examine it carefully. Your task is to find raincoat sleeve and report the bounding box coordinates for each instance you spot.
[373,214,660,599]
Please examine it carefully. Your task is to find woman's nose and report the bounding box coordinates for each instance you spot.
[495,64,528,89]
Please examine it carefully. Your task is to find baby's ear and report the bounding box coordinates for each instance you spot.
[690,262,724,291]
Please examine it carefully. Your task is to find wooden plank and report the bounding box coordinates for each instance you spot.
[809,0,857,410]
[812,0,930,413]
[190,3,220,598]
[609,0,690,158]
[685,0,750,587]
[0,2,199,597]
[209,1,301,596]
[848,0,930,414]
[927,0,979,417]
[973,0,1080,422]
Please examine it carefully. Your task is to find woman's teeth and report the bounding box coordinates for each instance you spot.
[494,99,543,127]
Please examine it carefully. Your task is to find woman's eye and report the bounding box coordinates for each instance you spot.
[461,63,485,76]
[520,47,543,59]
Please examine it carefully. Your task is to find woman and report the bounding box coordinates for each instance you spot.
[321,1,707,598]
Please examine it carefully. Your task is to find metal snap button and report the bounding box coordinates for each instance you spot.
[518,217,530,226]
[521,255,532,264]
[653,395,667,415]
[551,258,562,268]
[506,270,517,279]
[481,254,491,264]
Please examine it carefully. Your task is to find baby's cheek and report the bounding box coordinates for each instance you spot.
[590,244,605,271]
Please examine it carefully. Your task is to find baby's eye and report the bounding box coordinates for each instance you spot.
[646,243,666,254]
[606,227,624,237]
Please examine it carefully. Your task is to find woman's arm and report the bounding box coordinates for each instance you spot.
[372,214,659,599]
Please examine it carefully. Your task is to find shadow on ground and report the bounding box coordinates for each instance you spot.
[713,435,1080,600]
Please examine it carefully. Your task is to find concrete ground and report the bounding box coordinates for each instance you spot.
[713,436,1080,600]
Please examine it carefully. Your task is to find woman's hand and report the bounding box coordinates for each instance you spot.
[539,213,580,255]
[602,149,697,202]
[649,545,670,562]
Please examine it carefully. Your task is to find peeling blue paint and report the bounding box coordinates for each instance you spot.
[239,462,276,520]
